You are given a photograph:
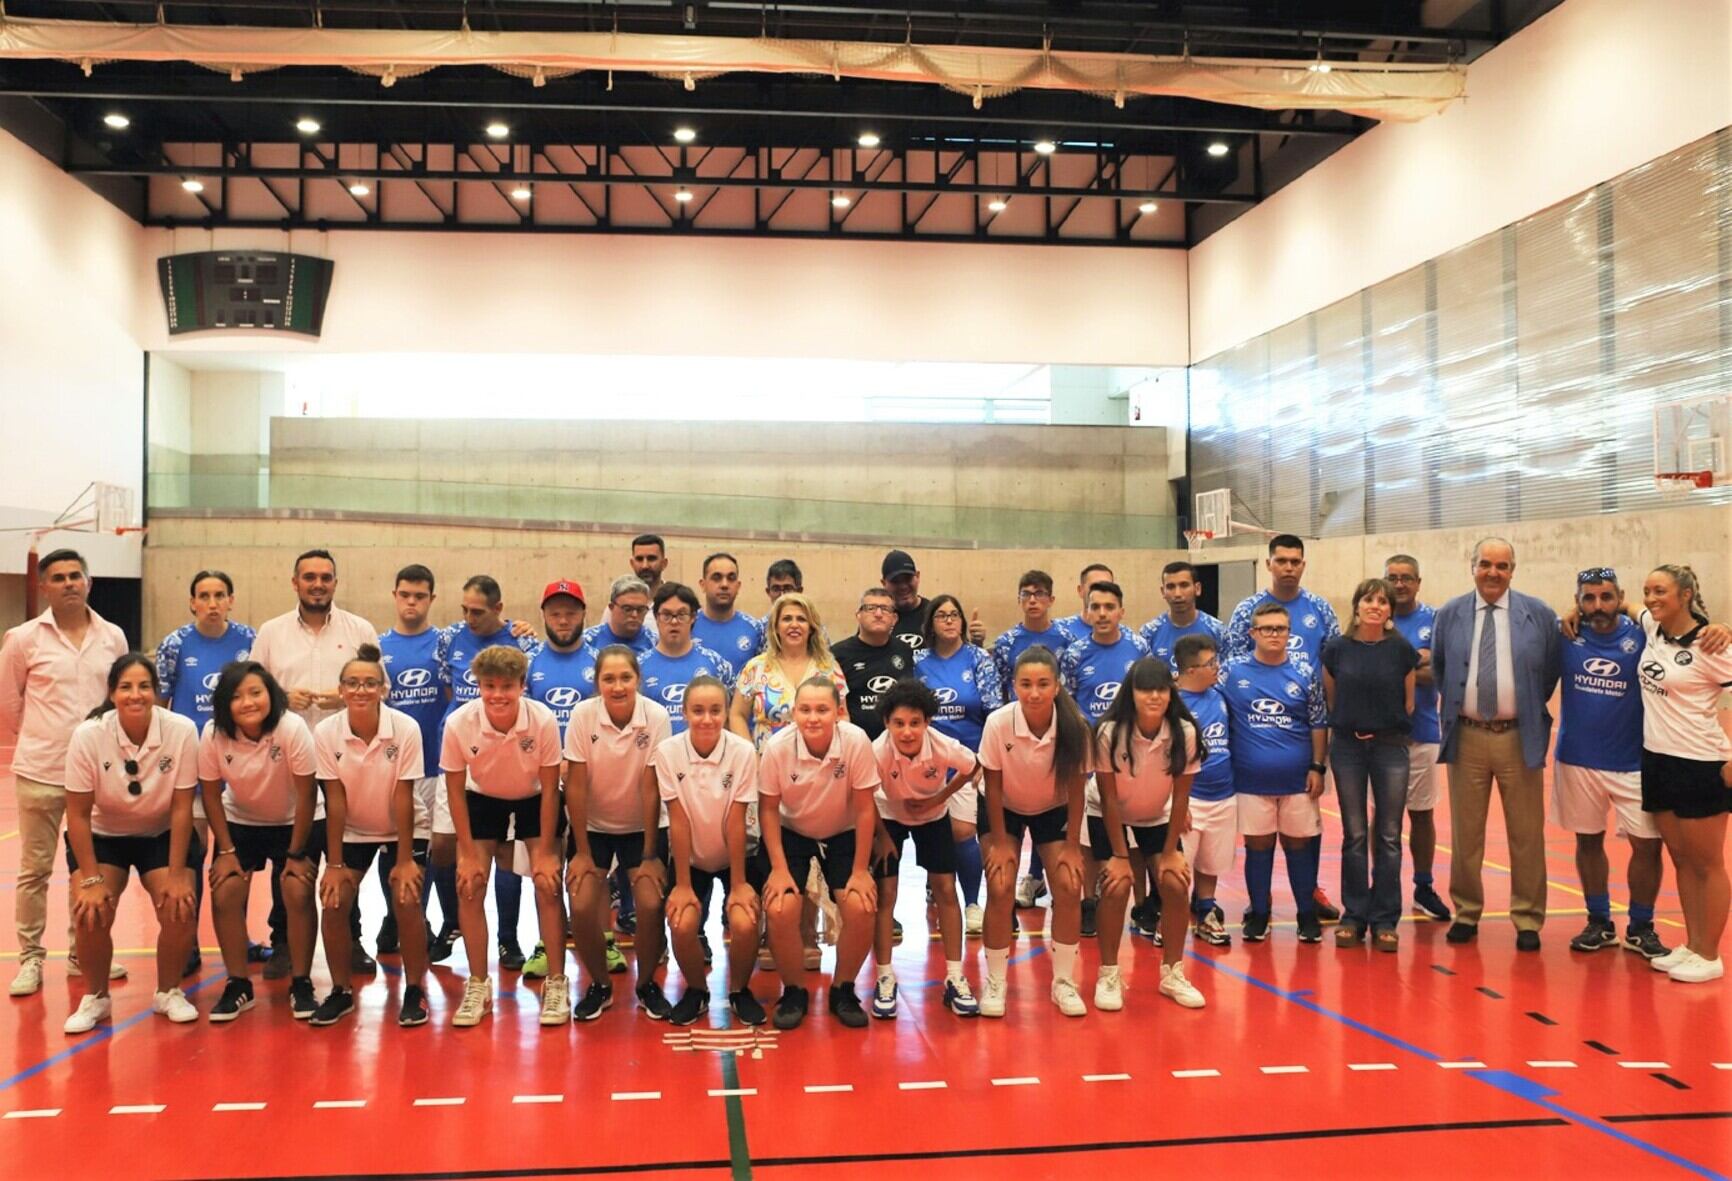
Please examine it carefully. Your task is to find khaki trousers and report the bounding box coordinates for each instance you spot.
[14,776,68,964]
[1446,726,1547,931]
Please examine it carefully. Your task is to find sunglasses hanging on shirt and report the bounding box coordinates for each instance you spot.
[124,758,142,796]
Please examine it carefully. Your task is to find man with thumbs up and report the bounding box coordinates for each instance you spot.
[881,550,987,651]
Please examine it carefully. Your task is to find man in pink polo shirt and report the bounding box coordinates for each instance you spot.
[1,549,129,996]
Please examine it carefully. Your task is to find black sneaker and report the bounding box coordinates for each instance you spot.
[309,988,355,1026]
[289,976,317,1020]
[891,918,904,945]
[209,977,255,1023]
[399,984,429,1027]
[668,988,709,1026]
[246,941,273,964]
[350,943,377,974]
[636,980,673,1021]
[730,988,768,1027]
[1297,913,1323,944]
[828,982,868,1029]
[498,942,527,973]
[1445,922,1478,944]
[573,981,614,1022]
[772,985,810,1030]
[1242,911,1271,942]
[1570,917,1617,952]
[1079,897,1099,939]
[615,911,638,937]
[1623,923,1668,960]
[1515,930,1541,952]
[700,931,714,966]
[1412,884,1452,922]
[376,914,400,956]
[182,948,202,980]
[262,943,293,981]
[429,927,457,964]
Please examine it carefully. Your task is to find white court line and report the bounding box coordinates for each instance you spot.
[312,1100,366,1109]
[804,1085,854,1094]
[612,1091,662,1102]
[1348,1064,1397,1072]
[1260,1066,1309,1075]
[513,1095,564,1105]
[1437,1061,1487,1070]
[4,1109,60,1120]
[109,1104,166,1115]
[708,1088,757,1098]
[212,1102,267,1112]
[1083,1074,1132,1083]
[1714,1064,1732,1071]
[413,1098,466,1107]
[1172,1069,1221,1079]
[991,1077,1041,1087]
[1618,1062,1670,1070]
[899,1081,947,1091]
[1527,1061,1577,1069]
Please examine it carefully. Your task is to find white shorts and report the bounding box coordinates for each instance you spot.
[1551,762,1657,839]
[1183,797,1238,877]
[412,775,436,841]
[1407,743,1440,811]
[1236,793,1321,839]
[432,778,455,836]
[947,780,979,825]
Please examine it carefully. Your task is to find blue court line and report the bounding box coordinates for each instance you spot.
[1188,953,1727,1180]
[0,972,223,1096]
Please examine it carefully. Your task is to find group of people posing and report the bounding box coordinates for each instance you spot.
[3,530,1726,1038]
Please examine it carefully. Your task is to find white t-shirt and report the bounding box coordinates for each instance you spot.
[314,705,425,841]
[757,721,880,839]
[64,707,200,838]
[652,729,758,872]
[1638,610,1732,761]
[565,694,674,834]
[440,697,562,800]
[1094,718,1201,826]
[872,727,977,825]
[978,701,1090,816]
[198,712,318,826]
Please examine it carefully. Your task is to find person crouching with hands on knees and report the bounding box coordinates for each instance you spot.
[62,653,202,1034]
[980,646,1094,1018]
[757,677,880,1029]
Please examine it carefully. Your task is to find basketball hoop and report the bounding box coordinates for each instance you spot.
[1656,470,1714,501]
[1184,528,1215,557]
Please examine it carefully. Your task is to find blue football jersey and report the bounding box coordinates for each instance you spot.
[913,643,1003,751]
[379,628,446,775]
[1060,629,1152,723]
[582,619,657,655]
[1389,604,1440,744]
[691,611,764,665]
[991,619,1080,685]
[1139,612,1224,670]
[639,645,738,735]
[1218,655,1326,795]
[527,644,600,741]
[155,622,257,728]
[1178,685,1233,802]
[1555,616,1645,772]
[437,621,541,716]
[1223,589,1340,668]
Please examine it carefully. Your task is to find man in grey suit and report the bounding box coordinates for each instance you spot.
[1432,538,1560,950]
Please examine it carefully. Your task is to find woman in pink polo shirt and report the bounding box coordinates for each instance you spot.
[978,646,1092,1019]
[757,676,880,1031]
[198,661,319,1022]
[564,645,674,1021]
[652,675,766,1027]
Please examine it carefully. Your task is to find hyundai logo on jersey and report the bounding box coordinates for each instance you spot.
[544,687,581,709]
[397,667,432,688]
[1252,698,1286,715]
[662,683,688,706]
[932,687,959,704]
[867,675,897,694]
[1203,721,1227,740]
[1094,683,1119,702]
[202,672,220,691]
[1583,657,1621,677]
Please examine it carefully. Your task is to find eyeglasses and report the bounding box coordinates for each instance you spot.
[1252,625,1290,636]
[931,611,964,623]
[1384,573,1419,584]
[1183,658,1220,672]
[655,610,693,624]
[857,604,894,616]
[613,603,650,617]
[340,677,384,690]
[1017,589,1052,601]
[1577,567,1617,585]
[123,759,141,796]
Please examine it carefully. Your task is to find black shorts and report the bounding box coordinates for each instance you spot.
[577,828,671,874]
[780,827,859,895]
[1085,816,1171,858]
[341,838,429,873]
[873,816,957,879]
[228,819,330,873]
[1642,750,1730,820]
[986,803,1069,847]
[465,792,544,842]
[69,829,204,878]
[691,849,772,903]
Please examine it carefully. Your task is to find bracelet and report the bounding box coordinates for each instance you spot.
[216,847,237,858]
[78,875,104,889]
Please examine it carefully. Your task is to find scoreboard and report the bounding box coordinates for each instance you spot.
[157,251,335,336]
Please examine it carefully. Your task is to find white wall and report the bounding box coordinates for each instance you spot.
[139,228,1189,367]
[0,128,147,578]
[1188,0,1732,362]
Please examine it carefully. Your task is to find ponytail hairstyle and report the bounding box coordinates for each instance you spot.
[1653,564,1711,628]
[88,652,160,720]
[1011,646,1090,788]
[340,642,385,684]
[1096,657,1204,780]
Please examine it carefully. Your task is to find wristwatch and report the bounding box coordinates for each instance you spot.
[1308,762,1327,775]
[286,848,310,862]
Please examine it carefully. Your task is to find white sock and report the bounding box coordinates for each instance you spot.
[876,964,896,985]
[1052,940,1079,984]
[986,947,1009,981]
[945,959,965,984]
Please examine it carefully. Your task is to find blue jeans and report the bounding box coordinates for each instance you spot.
[1331,734,1411,931]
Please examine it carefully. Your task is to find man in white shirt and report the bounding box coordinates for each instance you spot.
[1,549,129,995]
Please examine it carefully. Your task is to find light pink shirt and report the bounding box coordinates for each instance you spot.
[65,707,199,838]
[1094,719,1200,827]
[314,705,423,841]
[0,608,129,783]
[198,712,317,826]
[757,720,880,839]
[978,701,1088,816]
[652,729,758,872]
[249,605,379,729]
[440,697,561,801]
[872,727,978,825]
[564,695,673,834]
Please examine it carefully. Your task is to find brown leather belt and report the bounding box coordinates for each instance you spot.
[1458,716,1518,734]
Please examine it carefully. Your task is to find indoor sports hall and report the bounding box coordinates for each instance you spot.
[2,1,1730,1178]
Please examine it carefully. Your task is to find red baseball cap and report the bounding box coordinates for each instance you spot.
[541,579,586,607]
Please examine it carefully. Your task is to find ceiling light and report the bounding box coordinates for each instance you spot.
[831,194,851,209]
[673,187,694,203]
[987,197,1008,213]
[295,117,321,134]
[1033,139,1057,156]
[510,186,532,200]
[1308,60,1333,74]
[857,132,881,148]
[1138,200,1158,215]
[102,113,130,130]
[180,178,204,193]
[1206,141,1230,158]
[485,121,510,139]
[673,126,697,144]
[348,182,371,196]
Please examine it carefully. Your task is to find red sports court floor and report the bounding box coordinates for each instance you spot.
[2,767,1727,1181]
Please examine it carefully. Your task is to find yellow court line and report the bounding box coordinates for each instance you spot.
[0,946,222,960]
[0,830,18,842]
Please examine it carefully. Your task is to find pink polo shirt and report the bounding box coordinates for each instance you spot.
[249,605,379,729]
[872,727,978,825]
[314,705,424,841]
[978,701,1089,816]
[65,707,200,838]
[197,712,317,826]
[0,608,129,783]
[757,720,880,839]
[1094,719,1200,827]
[564,695,673,834]
[652,729,759,872]
[440,697,562,801]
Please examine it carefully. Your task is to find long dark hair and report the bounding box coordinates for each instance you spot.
[87,652,159,719]
[1010,646,1090,788]
[1096,658,1203,780]
[921,593,967,652]
[212,661,289,740]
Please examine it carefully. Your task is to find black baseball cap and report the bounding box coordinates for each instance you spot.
[881,550,917,579]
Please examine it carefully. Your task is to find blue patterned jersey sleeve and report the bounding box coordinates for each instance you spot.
[1305,664,1328,728]
[1058,639,1084,696]
[990,630,1014,685]
[1222,597,1257,662]
[1315,593,1342,644]
[154,626,184,700]
[973,644,1004,710]
[433,625,456,691]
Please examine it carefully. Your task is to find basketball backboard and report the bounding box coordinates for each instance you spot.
[1652,395,1728,490]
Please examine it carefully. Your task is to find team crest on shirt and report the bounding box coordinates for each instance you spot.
[961,670,973,684]
[158,756,174,773]
[1303,614,1318,629]
[268,745,283,762]
[1675,650,1694,666]
[1285,681,1303,698]
[924,767,939,780]
[1418,627,1432,643]
[891,655,907,671]
[832,762,846,779]
[1621,636,1639,654]
[721,772,733,789]
[385,744,400,760]
[635,731,651,750]
[519,737,537,752]
[737,636,753,652]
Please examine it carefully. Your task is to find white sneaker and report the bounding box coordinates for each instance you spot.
[1051,977,1087,1017]
[1159,962,1206,1009]
[67,956,128,981]
[539,974,571,1025]
[802,945,823,971]
[980,974,1008,1018]
[453,975,492,1026]
[1094,966,1124,1011]
[1669,955,1724,984]
[1015,874,1046,909]
[153,988,198,1023]
[9,958,44,997]
[64,993,112,1034]
[1652,946,1695,972]
[964,904,984,936]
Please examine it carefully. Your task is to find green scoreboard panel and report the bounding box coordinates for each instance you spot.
[157,251,335,336]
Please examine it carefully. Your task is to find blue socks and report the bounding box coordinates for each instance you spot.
[1245,845,1275,916]
[430,863,458,931]
[494,868,523,948]
[1586,893,1612,923]
[1414,871,1434,888]
[1288,838,1320,918]
[1191,896,1216,919]
[1028,845,1045,880]
[1627,902,1654,928]
[955,837,983,907]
